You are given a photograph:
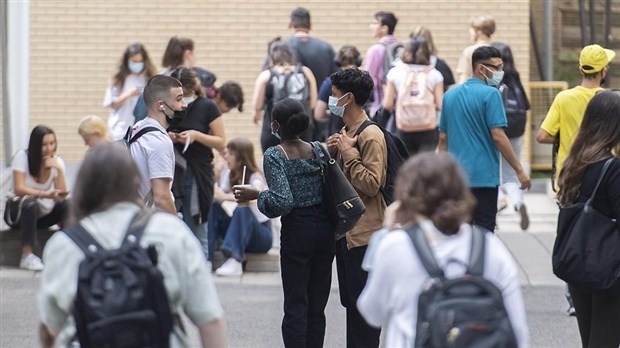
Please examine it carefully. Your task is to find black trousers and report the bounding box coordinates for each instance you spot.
[280,205,335,348]
[12,197,68,247]
[397,128,439,156]
[568,285,620,348]
[336,239,381,348]
[471,187,499,232]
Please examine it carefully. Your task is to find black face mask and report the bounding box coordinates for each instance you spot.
[161,101,186,120]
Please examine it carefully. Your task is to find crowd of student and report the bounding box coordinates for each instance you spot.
[4,5,619,348]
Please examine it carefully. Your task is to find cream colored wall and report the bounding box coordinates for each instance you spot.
[23,0,529,163]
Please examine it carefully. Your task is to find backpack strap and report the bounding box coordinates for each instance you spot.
[405,224,445,278]
[586,158,615,206]
[63,212,146,253]
[122,211,153,246]
[467,225,488,276]
[128,126,164,145]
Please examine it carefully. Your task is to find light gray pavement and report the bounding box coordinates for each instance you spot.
[0,180,583,347]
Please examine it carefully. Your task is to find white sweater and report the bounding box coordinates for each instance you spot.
[357,222,529,347]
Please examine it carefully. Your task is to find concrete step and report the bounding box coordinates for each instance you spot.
[0,228,56,267]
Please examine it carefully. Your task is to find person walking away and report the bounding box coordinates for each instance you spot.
[103,42,156,140]
[253,37,317,153]
[364,11,399,118]
[556,91,620,347]
[491,42,531,230]
[326,68,386,348]
[439,46,530,232]
[357,152,529,347]
[37,143,227,348]
[209,138,272,276]
[5,125,69,270]
[536,44,614,315]
[455,15,495,84]
[235,98,335,347]
[382,37,443,155]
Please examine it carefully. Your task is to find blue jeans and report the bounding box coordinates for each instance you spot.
[207,202,272,261]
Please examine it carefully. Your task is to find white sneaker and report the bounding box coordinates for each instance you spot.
[20,253,43,271]
[215,258,242,276]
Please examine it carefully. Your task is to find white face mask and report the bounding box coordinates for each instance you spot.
[482,65,505,87]
[128,61,144,74]
[183,96,196,105]
[328,94,349,118]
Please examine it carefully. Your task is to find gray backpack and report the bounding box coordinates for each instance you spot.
[406,225,518,348]
[269,65,311,113]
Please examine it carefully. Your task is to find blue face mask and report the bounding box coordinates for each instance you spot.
[328,94,349,118]
[271,121,281,140]
[128,61,144,74]
[482,65,505,88]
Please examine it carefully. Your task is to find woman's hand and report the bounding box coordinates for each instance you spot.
[177,130,197,144]
[383,201,401,228]
[42,156,63,171]
[42,189,68,201]
[232,184,260,203]
[168,131,182,143]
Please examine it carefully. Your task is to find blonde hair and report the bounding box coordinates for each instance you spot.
[470,15,496,37]
[78,115,109,139]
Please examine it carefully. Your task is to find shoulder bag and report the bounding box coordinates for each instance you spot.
[552,158,620,292]
[312,142,366,240]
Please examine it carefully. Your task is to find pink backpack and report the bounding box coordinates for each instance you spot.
[395,65,437,132]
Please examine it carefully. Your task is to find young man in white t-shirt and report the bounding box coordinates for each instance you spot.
[130,75,186,214]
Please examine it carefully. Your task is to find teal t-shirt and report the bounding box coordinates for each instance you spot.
[439,78,507,187]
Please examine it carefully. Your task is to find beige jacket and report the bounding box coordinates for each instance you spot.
[338,118,388,248]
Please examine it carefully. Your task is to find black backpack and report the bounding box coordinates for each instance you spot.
[63,213,174,348]
[407,224,518,348]
[499,83,528,138]
[119,126,165,150]
[354,120,409,205]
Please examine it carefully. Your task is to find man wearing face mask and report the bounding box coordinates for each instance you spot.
[326,68,386,348]
[438,46,531,232]
[130,75,187,215]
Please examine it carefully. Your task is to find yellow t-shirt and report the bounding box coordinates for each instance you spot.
[540,85,603,179]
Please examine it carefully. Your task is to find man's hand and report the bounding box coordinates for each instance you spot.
[327,128,358,153]
[517,169,532,190]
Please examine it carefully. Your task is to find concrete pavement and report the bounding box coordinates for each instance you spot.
[0,180,583,347]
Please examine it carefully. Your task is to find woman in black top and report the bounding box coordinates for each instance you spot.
[557,91,620,348]
[168,67,226,261]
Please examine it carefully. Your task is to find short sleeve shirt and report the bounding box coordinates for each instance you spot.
[11,150,65,214]
[540,86,602,178]
[129,118,174,201]
[386,64,444,93]
[439,78,507,187]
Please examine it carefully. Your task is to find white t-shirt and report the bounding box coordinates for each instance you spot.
[10,149,65,215]
[357,222,529,348]
[38,202,224,347]
[386,63,444,94]
[219,167,270,223]
[103,73,148,141]
[129,118,174,204]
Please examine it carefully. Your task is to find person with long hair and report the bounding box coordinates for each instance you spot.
[410,25,455,92]
[491,42,531,230]
[37,143,227,348]
[167,67,226,261]
[78,115,111,147]
[235,98,334,347]
[357,152,529,347]
[103,42,156,140]
[252,37,318,153]
[556,91,620,347]
[6,125,69,270]
[161,36,196,75]
[383,36,444,154]
[208,138,272,276]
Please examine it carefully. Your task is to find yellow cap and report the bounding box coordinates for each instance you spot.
[579,44,615,73]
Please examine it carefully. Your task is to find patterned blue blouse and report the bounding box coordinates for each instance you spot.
[257,143,325,218]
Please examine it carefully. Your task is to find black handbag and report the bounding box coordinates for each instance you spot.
[313,142,366,240]
[3,196,27,228]
[552,158,620,292]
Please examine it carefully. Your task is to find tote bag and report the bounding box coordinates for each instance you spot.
[552,158,620,291]
[312,142,366,240]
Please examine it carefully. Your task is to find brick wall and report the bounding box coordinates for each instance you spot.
[19,0,530,164]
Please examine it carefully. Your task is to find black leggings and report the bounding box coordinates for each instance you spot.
[12,196,68,248]
[568,285,620,348]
